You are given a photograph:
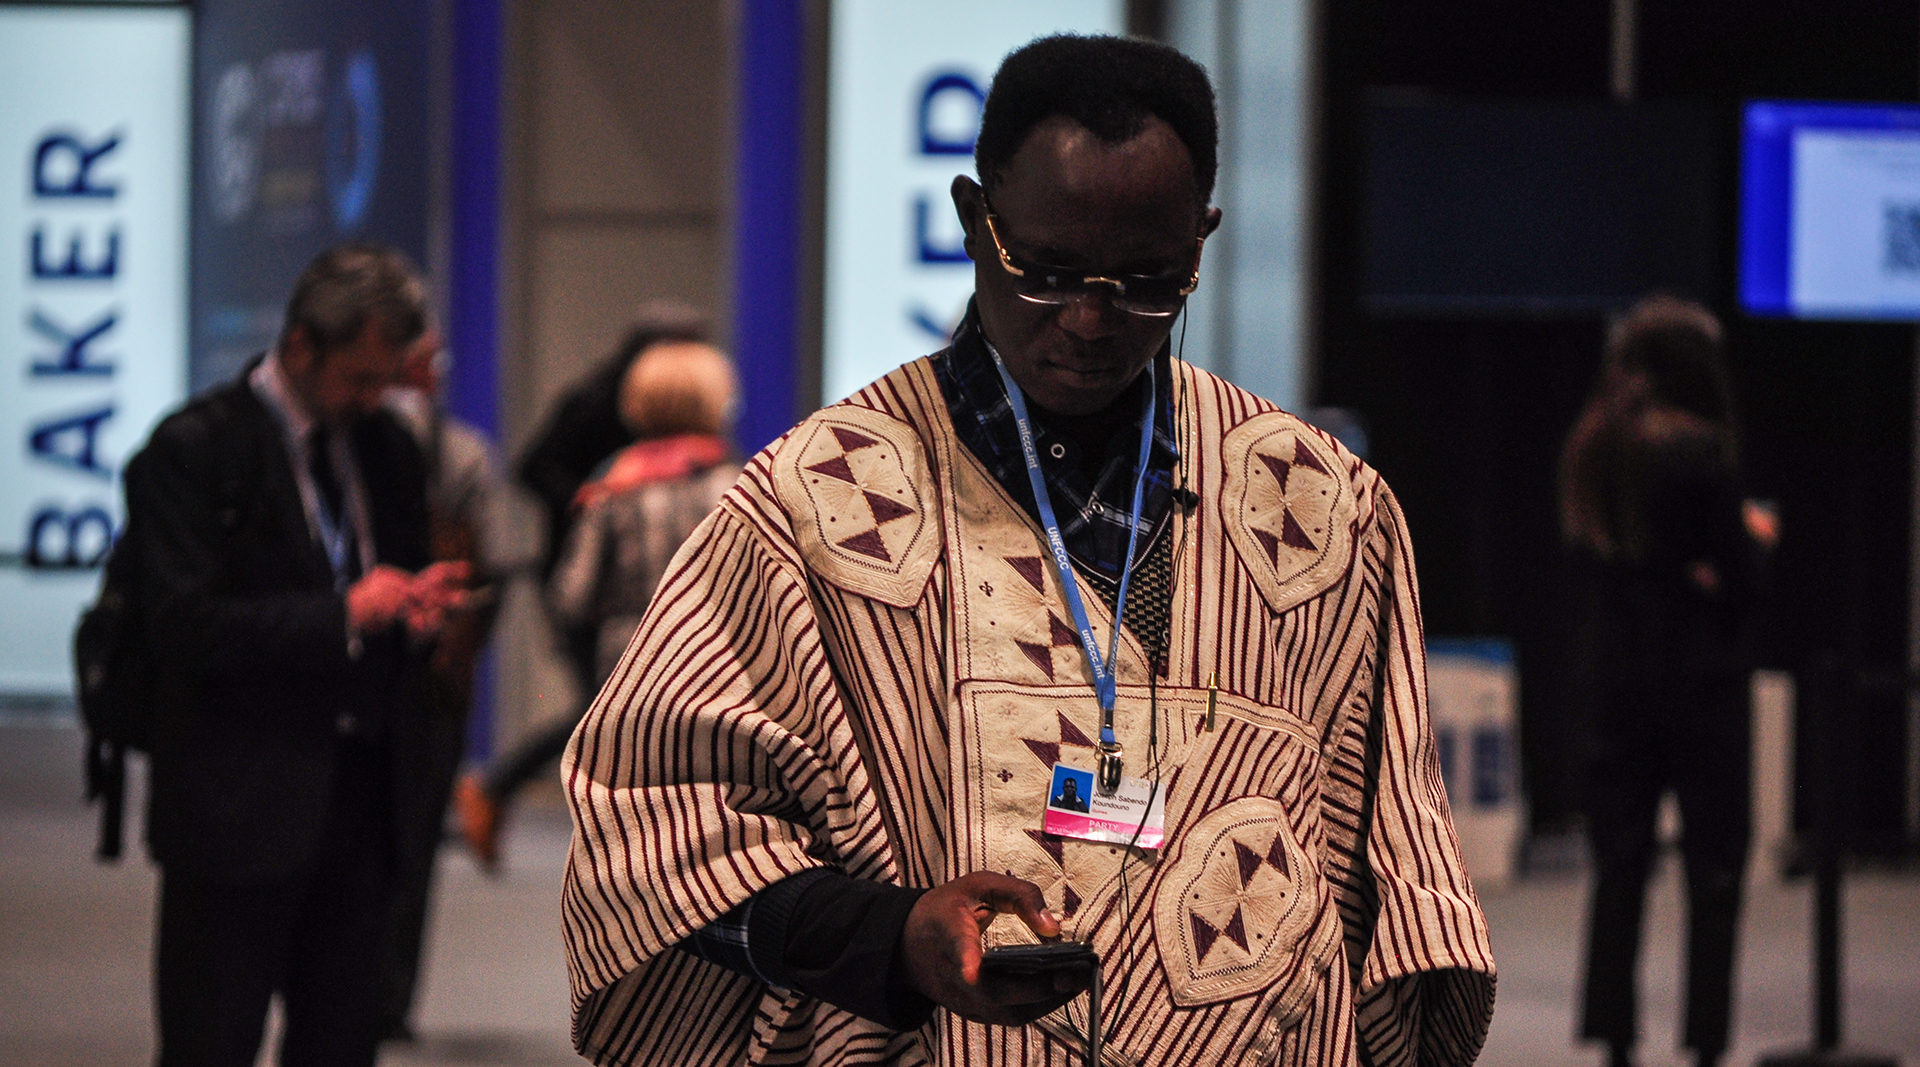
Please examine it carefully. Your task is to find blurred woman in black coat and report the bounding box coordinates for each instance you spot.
[517,301,709,584]
[513,302,709,709]
[1561,296,1773,1067]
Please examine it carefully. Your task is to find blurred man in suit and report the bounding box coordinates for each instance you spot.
[127,244,467,1067]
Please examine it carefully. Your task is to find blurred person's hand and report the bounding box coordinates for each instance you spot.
[347,566,417,632]
[401,560,472,639]
[1742,499,1780,550]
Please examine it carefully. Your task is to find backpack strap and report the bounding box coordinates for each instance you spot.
[82,375,266,862]
[78,528,142,861]
[87,734,126,861]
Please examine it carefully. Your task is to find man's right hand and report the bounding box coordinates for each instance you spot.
[901,871,1091,1026]
[346,565,416,633]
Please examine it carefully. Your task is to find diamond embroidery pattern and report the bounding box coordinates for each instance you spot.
[1185,822,1297,970]
[1005,556,1047,592]
[798,421,923,567]
[992,554,1093,683]
[1020,710,1096,770]
[1013,610,1081,681]
[1024,828,1064,868]
[1244,436,1337,579]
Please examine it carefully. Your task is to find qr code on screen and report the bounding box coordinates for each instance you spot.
[1883,202,1920,274]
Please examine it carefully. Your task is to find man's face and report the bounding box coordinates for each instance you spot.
[282,320,407,425]
[394,328,443,395]
[952,115,1222,416]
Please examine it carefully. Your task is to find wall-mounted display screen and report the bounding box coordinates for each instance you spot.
[0,6,190,699]
[819,0,1122,404]
[1741,100,1920,320]
[192,0,432,392]
[1363,98,1716,315]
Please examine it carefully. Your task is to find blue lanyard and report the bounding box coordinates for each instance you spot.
[308,439,356,593]
[313,495,355,592]
[985,343,1155,741]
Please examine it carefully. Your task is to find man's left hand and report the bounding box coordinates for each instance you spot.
[401,560,472,639]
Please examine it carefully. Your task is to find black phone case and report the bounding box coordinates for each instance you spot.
[979,942,1099,976]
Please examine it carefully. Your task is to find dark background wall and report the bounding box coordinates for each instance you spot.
[1315,0,1918,853]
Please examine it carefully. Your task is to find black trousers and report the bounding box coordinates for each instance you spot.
[478,710,579,804]
[155,741,393,1067]
[479,627,594,805]
[1579,670,1750,1056]
[380,708,466,1032]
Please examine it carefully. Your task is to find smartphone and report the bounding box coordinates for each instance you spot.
[979,940,1099,978]
[981,942,1103,1067]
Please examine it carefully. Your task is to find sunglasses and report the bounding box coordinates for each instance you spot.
[981,201,1205,318]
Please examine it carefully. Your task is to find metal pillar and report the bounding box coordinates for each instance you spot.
[1907,328,1920,844]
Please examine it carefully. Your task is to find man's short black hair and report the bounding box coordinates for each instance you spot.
[279,243,428,357]
[975,34,1217,207]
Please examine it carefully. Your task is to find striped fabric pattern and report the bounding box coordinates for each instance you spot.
[562,358,1495,1066]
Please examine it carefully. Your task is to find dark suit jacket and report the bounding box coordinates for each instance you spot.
[125,362,433,882]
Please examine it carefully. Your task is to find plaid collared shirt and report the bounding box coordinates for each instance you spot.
[932,306,1180,582]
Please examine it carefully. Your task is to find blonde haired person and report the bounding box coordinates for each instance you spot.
[619,341,736,442]
[457,341,740,869]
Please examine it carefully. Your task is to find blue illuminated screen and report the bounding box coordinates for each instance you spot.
[1742,100,1920,320]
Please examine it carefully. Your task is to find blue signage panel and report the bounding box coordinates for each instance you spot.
[192,0,432,391]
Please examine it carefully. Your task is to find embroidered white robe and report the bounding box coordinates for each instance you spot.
[562,358,1497,1066]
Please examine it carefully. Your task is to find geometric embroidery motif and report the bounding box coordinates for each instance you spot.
[1017,829,1079,924]
[989,554,1087,683]
[777,402,939,608]
[1245,437,1333,575]
[1019,710,1096,770]
[1024,827,1064,868]
[1005,555,1047,593]
[1220,414,1357,617]
[1186,828,1293,968]
[830,425,878,452]
[796,419,924,566]
[1014,609,1081,681]
[1155,795,1331,1009]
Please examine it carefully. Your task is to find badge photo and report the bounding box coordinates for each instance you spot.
[1042,763,1166,849]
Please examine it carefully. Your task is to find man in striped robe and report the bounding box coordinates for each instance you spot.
[562,34,1495,1067]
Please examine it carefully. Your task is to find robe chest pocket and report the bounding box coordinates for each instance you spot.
[1151,795,1339,1025]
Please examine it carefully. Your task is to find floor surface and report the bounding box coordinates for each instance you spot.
[2,720,1914,1066]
